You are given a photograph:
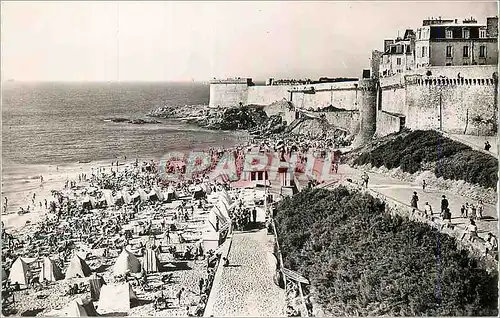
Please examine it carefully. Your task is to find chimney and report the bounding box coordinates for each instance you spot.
[487,17,499,38]
[384,39,394,52]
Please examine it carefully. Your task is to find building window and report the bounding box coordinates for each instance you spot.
[446,46,453,58]
[421,46,426,57]
[397,58,401,65]
[480,29,486,38]
[446,29,453,39]
[479,46,486,58]
[462,28,470,39]
[463,46,469,58]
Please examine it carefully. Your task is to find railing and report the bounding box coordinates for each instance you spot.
[272,218,310,317]
[339,180,498,268]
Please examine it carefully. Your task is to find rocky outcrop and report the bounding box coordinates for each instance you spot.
[105,117,161,124]
[147,104,208,119]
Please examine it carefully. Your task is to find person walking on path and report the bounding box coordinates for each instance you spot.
[461,219,478,241]
[460,204,467,218]
[422,180,427,192]
[440,195,449,215]
[477,200,484,220]
[362,172,369,188]
[423,202,433,217]
[485,141,491,151]
[252,207,257,224]
[469,204,477,220]
[410,192,419,210]
[442,207,452,222]
[485,233,498,256]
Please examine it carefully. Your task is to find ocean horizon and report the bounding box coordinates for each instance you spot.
[2,82,246,166]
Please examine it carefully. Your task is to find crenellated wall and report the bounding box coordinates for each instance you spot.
[377,65,498,136]
[209,65,497,142]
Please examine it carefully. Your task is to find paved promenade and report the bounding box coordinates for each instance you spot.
[321,164,498,239]
[206,207,286,317]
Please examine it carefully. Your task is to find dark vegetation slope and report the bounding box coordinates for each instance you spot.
[352,130,498,188]
[274,187,498,316]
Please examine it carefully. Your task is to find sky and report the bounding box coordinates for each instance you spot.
[1,1,497,82]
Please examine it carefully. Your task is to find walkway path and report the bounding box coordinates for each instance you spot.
[445,132,497,158]
[320,164,498,240]
[206,207,286,317]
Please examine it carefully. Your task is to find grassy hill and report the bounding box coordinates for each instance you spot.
[274,187,498,316]
[348,130,497,189]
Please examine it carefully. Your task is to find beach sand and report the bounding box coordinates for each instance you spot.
[1,158,142,233]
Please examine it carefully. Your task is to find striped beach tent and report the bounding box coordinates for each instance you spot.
[142,248,160,273]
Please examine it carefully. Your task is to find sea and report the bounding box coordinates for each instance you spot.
[1,82,247,216]
[2,81,246,165]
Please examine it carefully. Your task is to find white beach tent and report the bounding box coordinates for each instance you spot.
[114,193,124,205]
[113,249,141,276]
[216,202,230,221]
[102,190,115,207]
[153,186,164,201]
[130,191,141,204]
[40,256,64,282]
[64,297,99,317]
[65,254,92,279]
[121,188,132,205]
[138,189,149,202]
[8,258,30,286]
[98,283,137,314]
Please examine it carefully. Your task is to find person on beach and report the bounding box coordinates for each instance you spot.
[176,287,185,306]
[410,192,419,210]
[440,195,449,215]
[198,277,205,295]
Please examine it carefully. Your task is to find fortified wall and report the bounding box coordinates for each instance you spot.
[209,78,367,135]
[376,65,498,137]
[209,65,497,147]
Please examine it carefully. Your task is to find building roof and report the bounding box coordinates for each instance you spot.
[428,23,485,28]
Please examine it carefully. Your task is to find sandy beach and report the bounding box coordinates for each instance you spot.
[1,158,151,233]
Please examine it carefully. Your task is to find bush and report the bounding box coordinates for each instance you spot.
[353,130,497,188]
[274,187,498,316]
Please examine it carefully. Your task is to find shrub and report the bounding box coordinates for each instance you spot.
[353,130,497,188]
[274,187,498,316]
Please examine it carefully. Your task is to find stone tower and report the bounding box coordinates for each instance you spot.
[352,78,377,148]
